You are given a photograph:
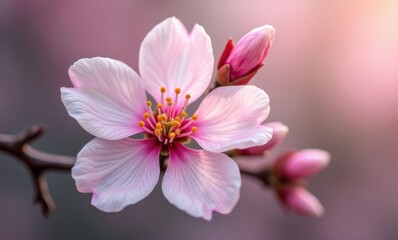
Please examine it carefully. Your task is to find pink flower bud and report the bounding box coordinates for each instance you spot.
[235,122,288,156]
[276,185,324,217]
[274,149,331,180]
[217,25,275,85]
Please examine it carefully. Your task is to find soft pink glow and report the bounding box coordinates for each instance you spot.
[2,0,398,239]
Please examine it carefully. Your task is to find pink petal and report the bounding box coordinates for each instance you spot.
[139,17,214,108]
[275,149,331,180]
[162,142,241,220]
[72,138,161,212]
[192,85,272,153]
[62,57,147,139]
[277,185,324,217]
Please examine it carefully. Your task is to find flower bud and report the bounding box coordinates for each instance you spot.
[276,185,324,217]
[217,25,275,85]
[235,122,288,156]
[274,149,331,180]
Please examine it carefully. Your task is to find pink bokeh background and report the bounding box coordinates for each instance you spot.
[1,0,397,239]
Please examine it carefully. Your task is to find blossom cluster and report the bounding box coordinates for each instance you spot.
[61,17,329,220]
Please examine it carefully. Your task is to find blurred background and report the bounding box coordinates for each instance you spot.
[1,0,397,239]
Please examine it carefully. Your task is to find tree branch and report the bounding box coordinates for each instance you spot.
[0,125,75,217]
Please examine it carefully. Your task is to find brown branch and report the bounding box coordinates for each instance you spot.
[0,125,75,217]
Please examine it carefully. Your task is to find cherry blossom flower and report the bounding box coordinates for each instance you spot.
[60,17,273,220]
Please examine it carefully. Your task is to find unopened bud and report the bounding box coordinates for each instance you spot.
[217,25,275,85]
[276,185,324,217]
[274,149,331,180]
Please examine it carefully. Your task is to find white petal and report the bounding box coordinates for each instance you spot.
[72,138,161,212]
[193,85,272,152]
[69,57,146,108]
[67,57,146,134]
[162,143,241,220]
[139,17,214,108]
[61,88,141,140]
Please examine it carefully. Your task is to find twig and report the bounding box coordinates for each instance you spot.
[0,125,75,217]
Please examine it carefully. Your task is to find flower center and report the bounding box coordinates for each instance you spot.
[138,87,198,145]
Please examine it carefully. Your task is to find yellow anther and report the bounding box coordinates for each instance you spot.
[175,88,181,94]
[181,111,187,117]
[191,126,197,133]
[156,122,162,129]
[160,87,166,93]
[157,115,163,121]
[138,121,145,128]
[154,129,161,136]
[143,112,150,118]
[185,94,191,99]
[172,120,181,127]
[175,129,181,135]
[167,101,173,106]
[169,132,176,139]
[146,100,152,106]
[175,116,181,122]
[157,103,163,108]
[161,114,168,121]
[166,97,172,102]
[191,115,198,120]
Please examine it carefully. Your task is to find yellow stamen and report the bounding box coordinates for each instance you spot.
[175,88,181,94]
[185,94,191,99]
[138,121,145,128]
[157,115,163,121]
[166,97,172,102]
[169,132,176,139]
[156,122,162,129]
[175,116,181,122]
[157,103,163,115]
[191,115,198,120]
[160,87,166,93]
[155,129,161,136]
[181,111,187,118]
[175,129,181,135]
[172,120,181,127]
[146,100,152,106]
[143,112,150,119]
[191,126,197,133]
